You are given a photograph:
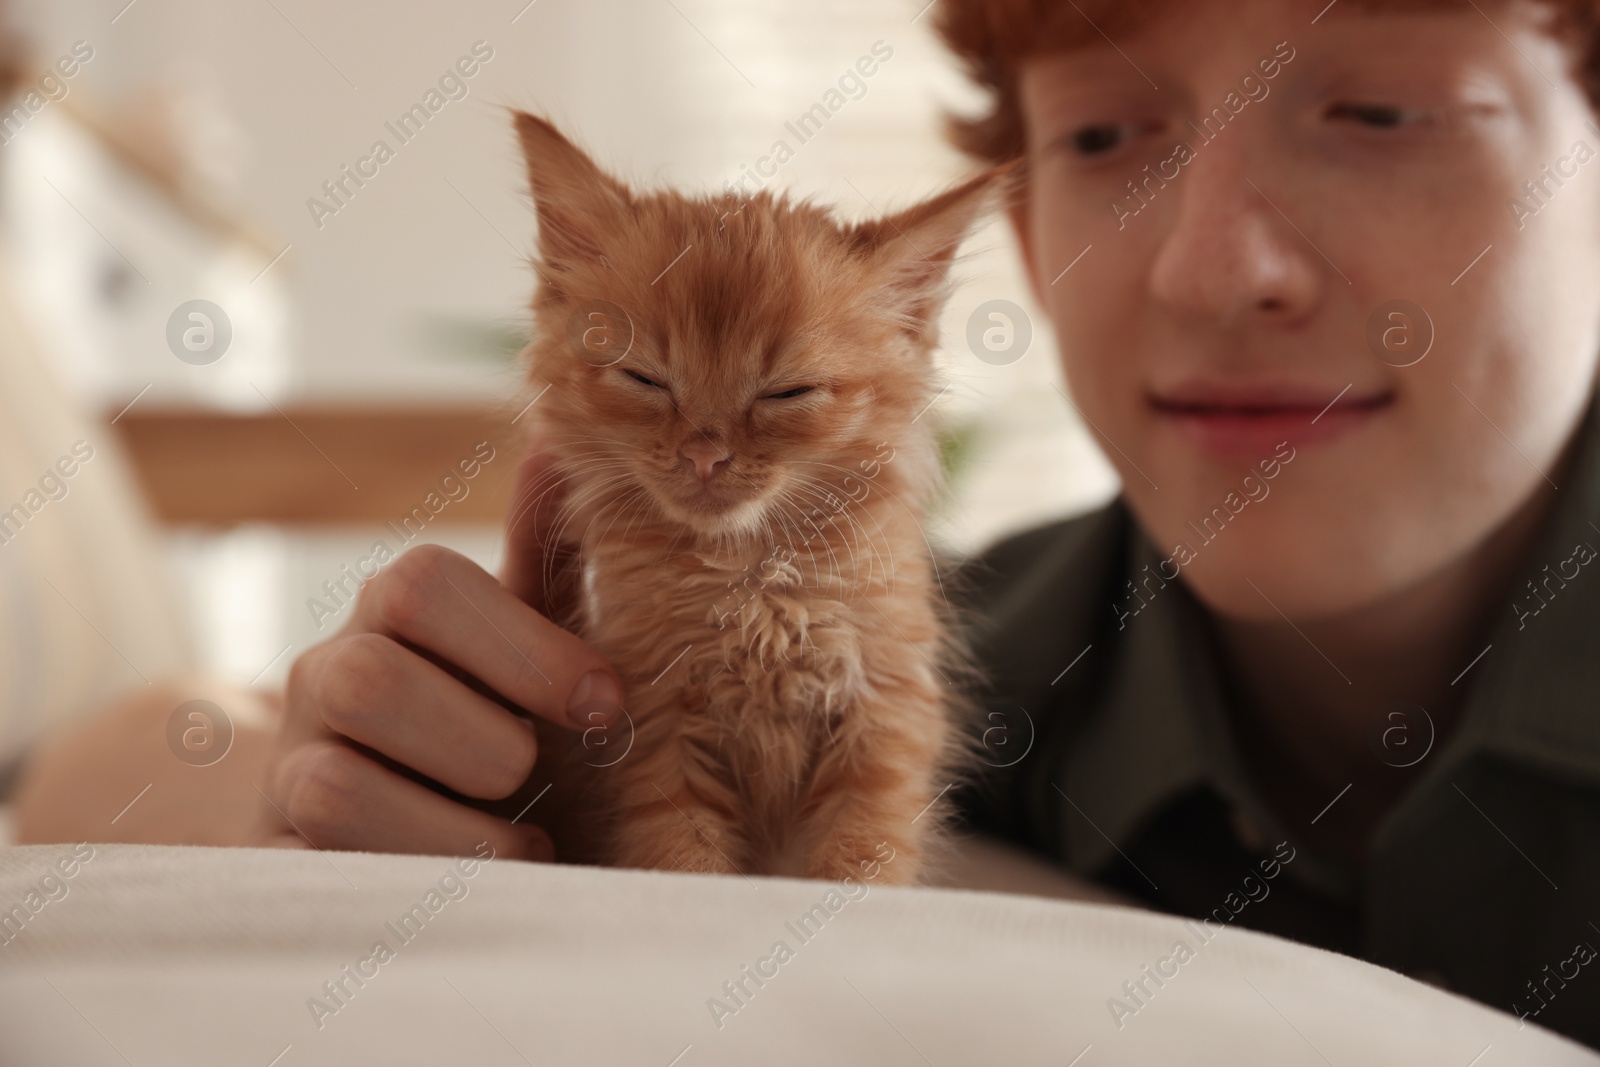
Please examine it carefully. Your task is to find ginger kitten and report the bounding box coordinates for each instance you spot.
[511,112,1006,884]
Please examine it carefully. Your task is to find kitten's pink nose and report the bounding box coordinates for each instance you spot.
[679,439,731,483]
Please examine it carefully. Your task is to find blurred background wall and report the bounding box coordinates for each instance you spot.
[0,0,1116,693]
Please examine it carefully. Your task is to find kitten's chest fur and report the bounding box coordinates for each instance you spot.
[583,532,883,732]
[573,522,935,870]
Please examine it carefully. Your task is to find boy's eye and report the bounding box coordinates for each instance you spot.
[1060,122,1142,157]
[762,385,815,400]
[623,368,667,389]
[1327,102,1429,129]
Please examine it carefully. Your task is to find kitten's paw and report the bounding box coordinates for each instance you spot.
[617,842,742,876]
[612,812,744,876]
[805,839,920,886]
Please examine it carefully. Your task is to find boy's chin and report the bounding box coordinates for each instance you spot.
[1181,550,1402,624]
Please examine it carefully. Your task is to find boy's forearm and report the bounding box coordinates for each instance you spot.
[10,680,278,847]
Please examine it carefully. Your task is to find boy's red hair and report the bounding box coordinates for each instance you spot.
[931,0,1600,165]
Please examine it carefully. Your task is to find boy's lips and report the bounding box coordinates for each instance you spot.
[1148,382,1396,456]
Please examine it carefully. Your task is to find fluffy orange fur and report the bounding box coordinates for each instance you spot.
[511,112,1007,884]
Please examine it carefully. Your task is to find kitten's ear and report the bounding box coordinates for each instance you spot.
[514,111,633,287]
[851,160,1021,335]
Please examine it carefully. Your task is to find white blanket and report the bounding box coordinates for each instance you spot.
[0,843,1592,1066]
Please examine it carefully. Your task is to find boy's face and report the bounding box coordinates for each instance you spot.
[1013,1,1600,620]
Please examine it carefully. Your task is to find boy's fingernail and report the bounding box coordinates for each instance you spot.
[567,668,622,729]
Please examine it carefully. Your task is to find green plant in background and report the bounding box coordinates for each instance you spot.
[932,417,983,523]
[415,314,530,364]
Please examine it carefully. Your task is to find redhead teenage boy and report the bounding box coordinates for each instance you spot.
[12,0,1600,1048]
[937,0,1600,1044]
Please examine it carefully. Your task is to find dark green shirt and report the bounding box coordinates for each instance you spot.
[955,399,1600,1049]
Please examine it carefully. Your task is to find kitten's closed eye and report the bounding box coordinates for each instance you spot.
[623,368,667,389]
[623,366,813,401]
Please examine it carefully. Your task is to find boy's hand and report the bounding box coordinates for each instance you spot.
[253,439,616,860]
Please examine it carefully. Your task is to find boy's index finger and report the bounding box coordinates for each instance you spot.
[501,435,579,619]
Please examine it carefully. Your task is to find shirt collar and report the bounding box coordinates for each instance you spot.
[1055,525,1306,876]
[1452,385,1600,782]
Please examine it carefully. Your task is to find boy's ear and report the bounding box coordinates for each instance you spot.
[513,111,633,289]
[851,159,1022,336]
